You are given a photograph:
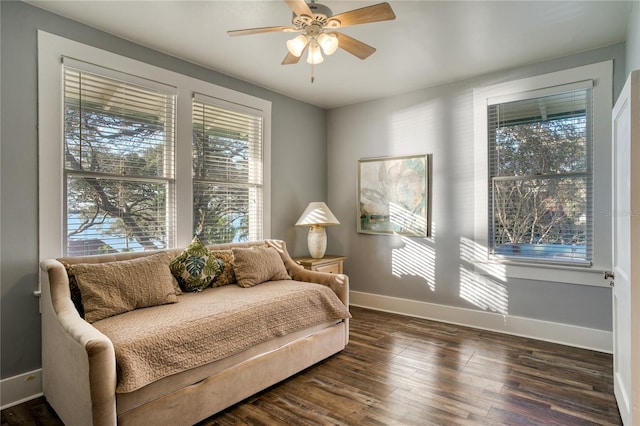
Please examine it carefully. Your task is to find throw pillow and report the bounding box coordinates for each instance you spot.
[232,246,291,288]
[170,236,223,292]
[73,252,178,323]
[61,261,85,318]
[209,250,236,287]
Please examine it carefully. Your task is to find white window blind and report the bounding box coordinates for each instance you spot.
[63,65,176,255]
[192,94,264,244]
[488,86,593,265]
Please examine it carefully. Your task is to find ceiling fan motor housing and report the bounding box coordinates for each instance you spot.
[293,2,337,29]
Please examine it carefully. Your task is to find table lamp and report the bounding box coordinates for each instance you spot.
[295,202,340,258]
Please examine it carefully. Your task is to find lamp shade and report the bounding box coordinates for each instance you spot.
[296,202,340,226]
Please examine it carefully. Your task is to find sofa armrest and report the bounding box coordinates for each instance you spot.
[289,267,350,307]
[266,240,349,308]
[40,259,117,426]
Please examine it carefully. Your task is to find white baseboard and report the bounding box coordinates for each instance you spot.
[350,291,613,353]
[1,369,43,410]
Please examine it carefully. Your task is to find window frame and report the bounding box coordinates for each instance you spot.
[473,61,612,287]
[62,61,179,254]
[37,31,271,260]
[191,93,266,244]
[487,82,593,266]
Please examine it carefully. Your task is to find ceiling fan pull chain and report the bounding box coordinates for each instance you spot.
[311,62,315,83]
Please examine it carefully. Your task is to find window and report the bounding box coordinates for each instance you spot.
[473,61,612,285]
[38,31,271,260]
[192,95,264,244]
[488,86,592,265]
[63,64,176,256]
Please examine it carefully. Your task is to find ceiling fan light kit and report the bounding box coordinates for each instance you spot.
[307,41,324,64]
[286,34,309,57]
[317,33,339,55]
[228,0,396,82]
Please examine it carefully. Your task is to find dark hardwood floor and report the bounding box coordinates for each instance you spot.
[2,306,621,425]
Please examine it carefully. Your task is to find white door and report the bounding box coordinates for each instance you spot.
[611,70,640,425]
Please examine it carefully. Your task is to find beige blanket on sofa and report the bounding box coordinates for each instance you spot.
[93,280,351,393]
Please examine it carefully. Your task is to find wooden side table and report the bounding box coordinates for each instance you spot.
[294,255,346,274]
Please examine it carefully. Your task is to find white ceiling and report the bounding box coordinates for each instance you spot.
[25,0,631,109]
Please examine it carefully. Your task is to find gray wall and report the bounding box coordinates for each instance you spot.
[327,44,626,332]
[0,1,326,379]
[626,1,640,77]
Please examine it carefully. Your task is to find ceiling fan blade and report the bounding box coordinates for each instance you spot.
[227,26,293,37]
[329,2,396,28]
[334,32,376,60]
[282,52,302,65]
[284,0,313,17]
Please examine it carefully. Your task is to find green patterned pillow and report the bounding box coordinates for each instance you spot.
[170,236,223,292]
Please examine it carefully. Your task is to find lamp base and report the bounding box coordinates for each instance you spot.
[307,225,327,259]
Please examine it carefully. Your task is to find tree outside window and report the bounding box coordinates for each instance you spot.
[64,70,264,256]
[192,99,263,245]
[488,88,592,264]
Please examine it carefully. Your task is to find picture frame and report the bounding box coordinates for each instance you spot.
[357,154,432,236]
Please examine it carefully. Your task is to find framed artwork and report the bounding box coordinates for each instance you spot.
[357,154,431,236]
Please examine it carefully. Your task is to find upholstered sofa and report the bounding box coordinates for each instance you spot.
[39,239,350,426]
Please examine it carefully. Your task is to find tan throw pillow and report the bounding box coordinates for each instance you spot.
[74,252,178,323]
[232,246,291,288]
[209,250,236,287]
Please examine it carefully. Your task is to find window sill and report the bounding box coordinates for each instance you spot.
[473,259,610,287]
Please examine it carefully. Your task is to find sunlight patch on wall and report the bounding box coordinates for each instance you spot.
[459,237,508,315]
[460,237,506,282]
[392,232,436,291]
[459,267,509,315]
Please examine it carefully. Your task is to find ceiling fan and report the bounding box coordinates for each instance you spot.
[227,0,396,79]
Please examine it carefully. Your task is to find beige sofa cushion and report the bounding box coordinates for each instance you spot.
[74,252,178,323]
[232,246,291,288]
